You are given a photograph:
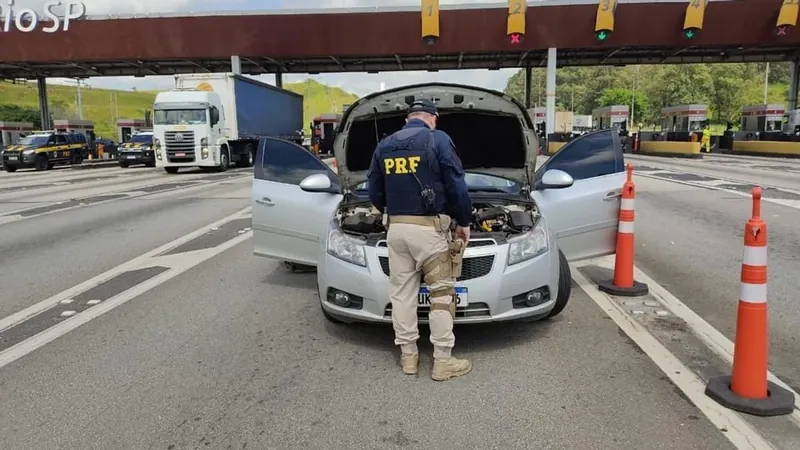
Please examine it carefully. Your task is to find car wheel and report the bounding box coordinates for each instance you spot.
[546,250,571,319]
[4,165,17,173]
[119,161,129,168]
[34,155,49,171]
[165,167,179,174]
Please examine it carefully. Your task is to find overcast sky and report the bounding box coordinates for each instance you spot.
[11,0,522,97]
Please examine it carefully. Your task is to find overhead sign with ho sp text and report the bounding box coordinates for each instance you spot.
[0,1,86,33]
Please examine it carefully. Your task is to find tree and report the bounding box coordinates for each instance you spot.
[0,104,41,128]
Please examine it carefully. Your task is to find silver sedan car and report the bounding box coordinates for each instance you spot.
[252,82,625,325]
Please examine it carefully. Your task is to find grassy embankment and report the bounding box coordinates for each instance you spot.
[0,79,359,138]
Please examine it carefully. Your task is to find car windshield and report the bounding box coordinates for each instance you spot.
[129,134,153,144]
[154,109,206,125]
[17,135,49,146]
[351,172,520,195]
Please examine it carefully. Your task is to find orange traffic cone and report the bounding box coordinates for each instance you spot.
[598,164,649,297]
[705,187,795,416]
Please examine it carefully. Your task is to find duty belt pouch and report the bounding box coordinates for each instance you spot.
[449,239,466,279]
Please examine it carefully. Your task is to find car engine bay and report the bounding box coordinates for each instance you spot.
[337,201,539,243]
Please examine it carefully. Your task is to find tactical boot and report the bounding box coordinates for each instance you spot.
[401,353,419,375]
[431,356,472,381]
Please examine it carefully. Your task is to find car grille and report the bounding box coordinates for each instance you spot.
[384,302,490,319]
[378,255,494,282]
[376,239,496,248]
[165,131,195,162]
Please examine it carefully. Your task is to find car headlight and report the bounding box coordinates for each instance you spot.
[507,221,548,266]
[327,228,366,267]
[23,149,35,155]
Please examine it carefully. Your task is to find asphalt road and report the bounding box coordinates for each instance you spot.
[0,165,735,449]
[627,153,800,392]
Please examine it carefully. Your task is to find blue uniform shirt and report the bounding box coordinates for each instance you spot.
[367,119,472,227]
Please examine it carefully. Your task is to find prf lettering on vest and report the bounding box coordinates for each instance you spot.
[384,156,421,174]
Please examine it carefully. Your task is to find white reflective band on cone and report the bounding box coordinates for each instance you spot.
[742,246,767,266]
[739,282,767,304]
[621,198,635,210]
[618,221,634,234]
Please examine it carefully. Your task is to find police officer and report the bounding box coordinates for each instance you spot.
[367,99,473,381]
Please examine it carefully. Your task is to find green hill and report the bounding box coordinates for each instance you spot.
[0,78,358,139]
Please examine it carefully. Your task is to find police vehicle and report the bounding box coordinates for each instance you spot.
[251,82,627,326]
[1,131,88,172]
[118,131,156,168]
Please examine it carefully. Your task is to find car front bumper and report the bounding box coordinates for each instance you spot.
[119,151,155,164]
[317,237,561,325]
[2,152,37,168]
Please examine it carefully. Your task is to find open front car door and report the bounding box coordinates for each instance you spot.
[531,129,626,262]
[251,138,342,266]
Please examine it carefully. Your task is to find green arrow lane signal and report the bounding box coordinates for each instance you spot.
[596,30,609,41]
[683,27,698,39]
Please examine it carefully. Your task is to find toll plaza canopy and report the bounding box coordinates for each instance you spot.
[1,0,799,79]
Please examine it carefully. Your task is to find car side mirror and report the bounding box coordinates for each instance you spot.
[299,173,337,193]
[539,169,574,190]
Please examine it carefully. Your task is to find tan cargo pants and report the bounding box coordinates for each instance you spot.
[386,218,456,359]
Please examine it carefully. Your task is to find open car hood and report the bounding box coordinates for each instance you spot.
[332,82,538,191]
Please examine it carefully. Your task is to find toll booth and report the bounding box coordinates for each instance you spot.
[0,121,35,147]
[592,105,629,132]
[118,119,150,143]
[637,105,708,158]
[721,104,800,156]
[311,113,342,156]
[659,104,708,141]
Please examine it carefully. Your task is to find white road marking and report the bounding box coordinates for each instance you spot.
[59,299,74,305]
[59,311,76,318]
[86,300,101,305]
[636,172,800,211]
[0,216,253,370]
[572,267,779,450]
[579,255,800,426]
[0,206,252,333]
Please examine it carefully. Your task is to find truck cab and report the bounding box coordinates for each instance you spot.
[153,89,228,174]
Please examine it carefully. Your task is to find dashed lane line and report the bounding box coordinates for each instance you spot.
[572,266,779,450]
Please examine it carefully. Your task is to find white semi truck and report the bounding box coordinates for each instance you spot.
[152,73,304,174]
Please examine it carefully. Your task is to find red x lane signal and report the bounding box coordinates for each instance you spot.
[510,33,521,44]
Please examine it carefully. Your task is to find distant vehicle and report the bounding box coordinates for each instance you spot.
[251,82,626,326]
[118,132,155,168]
[1,131,88,172]
[152,73,304,174]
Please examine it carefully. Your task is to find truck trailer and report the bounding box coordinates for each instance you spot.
[153,73,304,174]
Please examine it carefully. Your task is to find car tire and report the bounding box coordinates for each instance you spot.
[4,165,16,173]
[165,167,179,174]
[236,143,255,168]
[146,161,156,168]
[34,155,49,171]
[546,250,571,319]
[216,148,229,172]
[119,161,129,168]
[47,163,55,170]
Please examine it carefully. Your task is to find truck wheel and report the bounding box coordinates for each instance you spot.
[236,144,255,168]
[216,149,229,172]
[34,155,49,171]
[546,250,572,319]
[165,167,179,174]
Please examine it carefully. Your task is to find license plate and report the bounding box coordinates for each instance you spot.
[127,155,137,159]
[175,152,185,157]
[8,156,17,161]
[418,286,468,306]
